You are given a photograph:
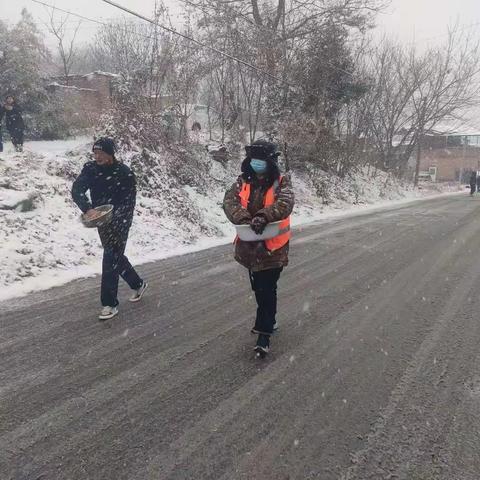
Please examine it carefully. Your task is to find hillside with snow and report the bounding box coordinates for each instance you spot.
[0,137,462,301]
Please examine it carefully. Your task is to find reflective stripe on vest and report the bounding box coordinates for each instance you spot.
[238,176,291,251]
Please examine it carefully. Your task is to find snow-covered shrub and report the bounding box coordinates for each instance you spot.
[26,95,74,140]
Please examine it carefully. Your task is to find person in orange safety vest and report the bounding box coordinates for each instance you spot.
[223,140,294,358]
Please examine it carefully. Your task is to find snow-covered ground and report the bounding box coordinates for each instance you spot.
[0,138,463,301]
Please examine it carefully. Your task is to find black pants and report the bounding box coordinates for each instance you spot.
[249,267,283,335]
[471,184,476,195]
[98,226,143,307]
[8,129,23,150]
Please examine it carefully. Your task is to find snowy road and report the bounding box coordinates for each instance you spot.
[2,193,480,480]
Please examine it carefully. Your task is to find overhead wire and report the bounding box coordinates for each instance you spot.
[101,0,361,98]
[30,0,398,104]
[101,0,285,83]
[173,0,358,80]
[30,0,106,25]
[30,0,295,86]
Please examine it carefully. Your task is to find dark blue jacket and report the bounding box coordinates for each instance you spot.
[72,160,137,234]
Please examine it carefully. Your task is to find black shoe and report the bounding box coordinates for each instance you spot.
[251,321,278,335]
[254,334,270,358]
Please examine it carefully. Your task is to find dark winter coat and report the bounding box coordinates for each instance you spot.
[71,160,137,238]
[5,105,24,135]
[470,172,477,187]
[223,161,294,272]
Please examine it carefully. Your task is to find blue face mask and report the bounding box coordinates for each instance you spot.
[250,158,267,174]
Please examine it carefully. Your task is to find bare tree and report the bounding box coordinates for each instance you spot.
[170,12,211,142]
[45,10,81,84]
[358,40,419,173]
[211,59,230,143]
[407,29,480,185]
[90,20,153,77]
[353,27,480,182]
[238,64,265,143]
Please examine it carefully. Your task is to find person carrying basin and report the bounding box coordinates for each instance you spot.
[223,140,294,358]
[72,137,148,320]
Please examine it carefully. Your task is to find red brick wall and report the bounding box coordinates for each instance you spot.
[50,72,114,112]
[46,85,101,128]
[419,147,480,181]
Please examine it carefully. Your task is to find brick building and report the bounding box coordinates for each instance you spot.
[46,71,177,128]
[415,128,480,182]
[46,71,118,114]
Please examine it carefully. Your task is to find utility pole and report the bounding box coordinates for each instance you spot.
[414,127,424,187]
[414,99,427,187]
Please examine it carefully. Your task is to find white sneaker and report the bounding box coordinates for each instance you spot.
[99,305,118,320]
[129,282,148,303]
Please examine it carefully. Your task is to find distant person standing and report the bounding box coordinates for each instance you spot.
[4,96,25,152]
[470,171,477,196]
[71,138,148,320]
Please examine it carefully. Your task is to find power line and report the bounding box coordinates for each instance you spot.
[101,0,284,84]
[28,0,208,54]
[30,0,357,92]
[30,0,106,25]
[101,0,361,99]
[29,0,358,104]
[30,0,288,87]
[173,0,358,80]
[31,0,291,86]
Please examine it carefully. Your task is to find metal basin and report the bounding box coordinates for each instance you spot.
[81,204,114,228]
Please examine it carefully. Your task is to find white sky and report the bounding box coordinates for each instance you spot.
[2,0,480,47]
[378,0,480,44]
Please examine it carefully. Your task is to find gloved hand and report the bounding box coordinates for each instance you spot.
[237,213,252,225]
[250,215,267,234]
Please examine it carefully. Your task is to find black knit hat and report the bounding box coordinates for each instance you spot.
[93,137,116,156]
[245,139,280,162]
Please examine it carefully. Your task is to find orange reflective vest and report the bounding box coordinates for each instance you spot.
[238,176,291,251]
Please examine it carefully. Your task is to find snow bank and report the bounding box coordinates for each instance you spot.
[0,138,462,301]
[0,188,34,211]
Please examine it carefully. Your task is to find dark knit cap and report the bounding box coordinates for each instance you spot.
[92,137,116,156]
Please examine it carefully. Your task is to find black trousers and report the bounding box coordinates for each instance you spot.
[471,184,476,195]
[98,226,143,307]
[8,128,23,149]
[249,267,283,335]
